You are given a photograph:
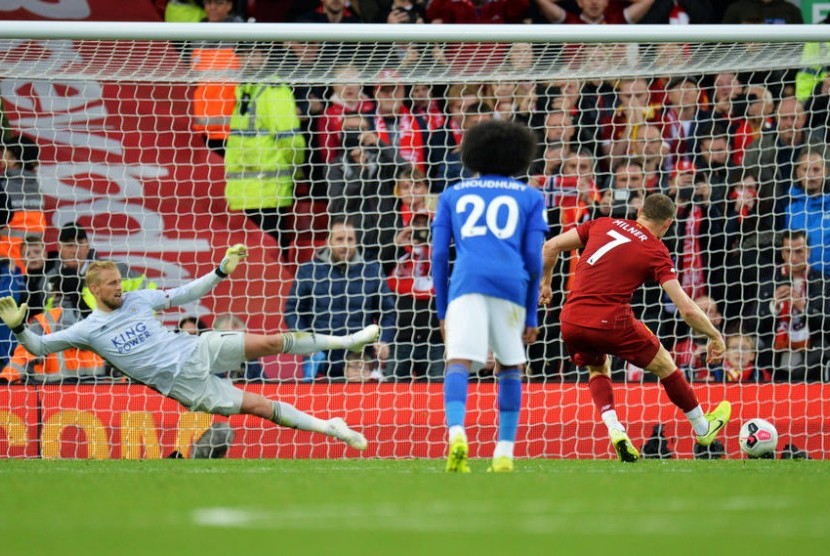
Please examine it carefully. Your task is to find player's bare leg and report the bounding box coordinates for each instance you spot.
[588,357,638,462]
[444,358,471,473]
[243,325,380,359]
[645,345,731,445]
[488,363,522,473]
[239,391,367,451]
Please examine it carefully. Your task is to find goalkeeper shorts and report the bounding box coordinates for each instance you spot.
[167,331,246,415]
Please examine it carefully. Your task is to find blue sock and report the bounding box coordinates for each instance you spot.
[497,368,523,443]
[444,363,469,429]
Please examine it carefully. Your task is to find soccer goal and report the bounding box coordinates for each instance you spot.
[0,21,828,460]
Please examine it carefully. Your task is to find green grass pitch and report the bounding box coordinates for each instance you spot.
[2,459,828,556]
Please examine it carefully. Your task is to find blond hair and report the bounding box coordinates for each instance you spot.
[86,261,120,287]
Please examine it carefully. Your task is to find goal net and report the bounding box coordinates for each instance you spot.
[0,23,828,460]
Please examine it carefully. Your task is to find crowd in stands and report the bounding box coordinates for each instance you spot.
[1,0,828,384]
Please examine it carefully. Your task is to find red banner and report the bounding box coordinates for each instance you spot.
[1,384,828,459]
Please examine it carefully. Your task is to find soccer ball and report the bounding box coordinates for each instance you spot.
[739,418,778,458]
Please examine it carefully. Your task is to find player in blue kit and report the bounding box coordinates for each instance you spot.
[432,120,547,473]
[0,246,378,452]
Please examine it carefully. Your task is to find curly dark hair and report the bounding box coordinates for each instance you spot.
[461,120,537,178]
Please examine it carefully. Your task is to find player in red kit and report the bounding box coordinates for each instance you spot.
[539,193,730,462]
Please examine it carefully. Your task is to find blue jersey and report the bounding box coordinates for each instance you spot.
[432,174,548,326]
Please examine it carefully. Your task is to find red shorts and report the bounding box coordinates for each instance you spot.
[560,318,661,369]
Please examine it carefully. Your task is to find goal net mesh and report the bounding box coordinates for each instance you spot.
[0,34,828,459]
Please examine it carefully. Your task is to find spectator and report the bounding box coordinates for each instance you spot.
[663,169,725,330]
[409,83,446,144]
[748,229,830,382]
[316,65,374,165]
[537,0,656,24]
[326,113,404,262]
[604,159,647,219]
[672,295,724,382]
[387,210,443,380]
[730,85,774,167]
[344,350,383,382]
[435,101,494,191]
[805,75,830,145]
[284,218,395,379]
[213,313,265,380]
[0,137,45,269]
[177,316,208,335]
[165,0,206,22]
[712,332,770,383]
[744,97,821,225]
[722,0,803,24]
[695,127,732,206]
[19,235,54,320]
[0,256,23,369]
[710,72,744,131]
[381,0,426,23]
[606,77,660,159]
[295,0,362,23]
[785,151,830,276]
[0,272,104,384]
[660,75,710,168]
[224,43,306,255]
[371,69,430,174]
[189,0,245,158]
[394,166,437,227]
[626,123,669,191]
[722,172,761,320]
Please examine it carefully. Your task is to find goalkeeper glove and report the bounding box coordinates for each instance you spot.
[0,296,27,332]
[218,244,248,276]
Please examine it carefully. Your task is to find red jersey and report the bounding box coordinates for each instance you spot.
[562,217,676,329]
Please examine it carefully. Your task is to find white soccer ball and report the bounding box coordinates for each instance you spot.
[739,418,778,458]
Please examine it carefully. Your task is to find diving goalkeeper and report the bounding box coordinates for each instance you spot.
[0,245,377,451]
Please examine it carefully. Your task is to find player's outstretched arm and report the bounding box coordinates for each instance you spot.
[218,244,248,276]
[539,229,583,305]
[0,296,27,332]
[0,296,76,357]
[161,244,249,309]
[661,279,725,364]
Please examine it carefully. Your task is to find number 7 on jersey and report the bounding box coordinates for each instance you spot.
[586,230,631,265]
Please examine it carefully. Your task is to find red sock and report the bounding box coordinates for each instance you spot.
[588,374,615,414]
[660,370,699,412]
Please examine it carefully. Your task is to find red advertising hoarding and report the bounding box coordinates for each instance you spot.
[1,383,827,459]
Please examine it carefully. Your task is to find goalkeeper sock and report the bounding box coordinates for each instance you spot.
[271,401,328,434]
[444,363,469,434]
[282,331,349,354]
[496,368,522,453]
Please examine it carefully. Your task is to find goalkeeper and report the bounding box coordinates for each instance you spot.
[0,245,377,451]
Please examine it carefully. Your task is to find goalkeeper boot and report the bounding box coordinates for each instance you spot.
[696,400,732,447]
[446,432,471,473]
[609,428,639,463]
[486,456,514,473]
[327,418,368,451]
[347,325,380,353]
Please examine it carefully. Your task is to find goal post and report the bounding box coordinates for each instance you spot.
[0,22,829,459]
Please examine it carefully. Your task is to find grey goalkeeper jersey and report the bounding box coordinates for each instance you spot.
[15,271,224,395]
